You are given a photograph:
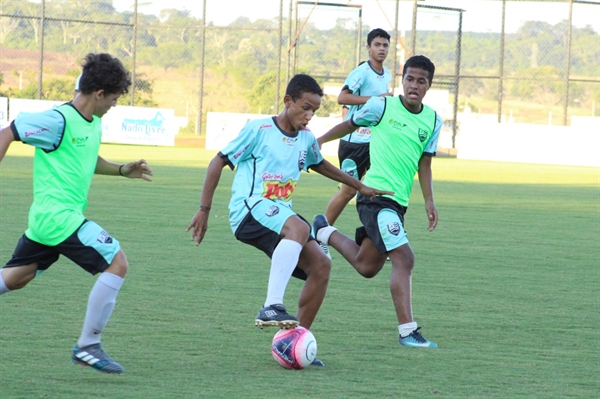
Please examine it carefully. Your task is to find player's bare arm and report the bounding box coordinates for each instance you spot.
[317,120,356,147]
[311,160,393,200]
[95,156,153,181]
[0,126,15,162]
[187,154,228,246]
[337,89,372,106]
[417,154,438,232]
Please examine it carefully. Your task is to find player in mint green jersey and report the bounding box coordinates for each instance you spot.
[320,28,393,258]
[0,53,153,373]
[187,74,391,366]
[313,55,441,348]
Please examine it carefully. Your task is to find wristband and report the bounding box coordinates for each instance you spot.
[199,205,211,212]
[118,164,126,177]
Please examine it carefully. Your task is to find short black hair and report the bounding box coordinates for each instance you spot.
[403,55,436,85]
[286,74,323,101]
[78,53,131,95]
[367,28,390,46]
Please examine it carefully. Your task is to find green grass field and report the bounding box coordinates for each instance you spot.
[0,144,598,399]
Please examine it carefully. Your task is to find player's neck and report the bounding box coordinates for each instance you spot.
[369,59,384,74]
[71,95,95,120]
[400,95,423,113]
[275,114,297,135]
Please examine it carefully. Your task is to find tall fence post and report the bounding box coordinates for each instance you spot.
[130,0,138,106]
[563,0,574,126]
[195,0,206,135]
[498,0,506,123]
[276,0,283,114]
[37,0,45,99]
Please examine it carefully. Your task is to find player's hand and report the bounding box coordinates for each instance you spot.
[186,208,210,246]
[121,159,153,181]
[425,201,438,232]
[357,184,394,201]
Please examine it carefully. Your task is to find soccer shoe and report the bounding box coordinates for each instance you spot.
[311,358,325,367]
[255,304,299,329]
[399,327,438,348]
[312,214,330,243]
[71,343,124,374]
[319,242,332,260]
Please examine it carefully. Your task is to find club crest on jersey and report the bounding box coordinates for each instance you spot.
[387,222,401,236]
[266,205,280,217]
[263,179,297,201]
[298,150,307,171]
[282,136,298,145]
[418,128,429,142]
[97,231,113,244]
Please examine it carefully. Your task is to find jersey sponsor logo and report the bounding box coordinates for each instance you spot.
[298,150,307,170]
[418,128,430,143]
[387,222,401,236]
[356,127,371,135]
[263,179,296,201]
[260,124,273,129]
[97,230,113,244]
[282,136,298,145]
[233,143,251,160]
[388,119,407,130]
[266,205,280,217]
[71,136,89,146]
[262,172,284,181]
[24,127,49,137]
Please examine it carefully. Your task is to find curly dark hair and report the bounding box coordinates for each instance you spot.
[78,53,131,95]
[286,74,323,101]
[403,55,436,85]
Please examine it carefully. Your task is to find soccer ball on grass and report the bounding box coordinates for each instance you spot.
[271,326,317,369]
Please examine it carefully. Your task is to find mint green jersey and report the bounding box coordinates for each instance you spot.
[11,103,102,245]
[352,96,442,206]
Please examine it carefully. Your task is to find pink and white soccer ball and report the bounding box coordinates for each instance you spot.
[271,326,317,369]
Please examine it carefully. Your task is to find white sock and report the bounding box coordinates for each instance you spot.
[316,225,337,245]
[0,270,10,295]
[77,272,124,348]
[264,239,303,307]
[399,321,418,338]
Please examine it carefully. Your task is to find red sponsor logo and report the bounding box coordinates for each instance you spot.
[260,124,273,129]
[24,127,49,137]
[263,179,297,201]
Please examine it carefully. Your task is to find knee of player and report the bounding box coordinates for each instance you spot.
[312,256,332,280]
[359,268,379,279]
[106,251,129,277]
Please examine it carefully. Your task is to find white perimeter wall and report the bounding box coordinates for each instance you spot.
[456,116,600,167]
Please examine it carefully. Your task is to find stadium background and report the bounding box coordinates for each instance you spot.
[0,0,598,141]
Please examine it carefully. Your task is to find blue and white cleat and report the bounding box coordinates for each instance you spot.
[399,327,437,348]
[72,343,124,374]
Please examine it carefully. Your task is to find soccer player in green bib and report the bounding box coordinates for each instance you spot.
[0,53,153,373]
[313,55,441,348]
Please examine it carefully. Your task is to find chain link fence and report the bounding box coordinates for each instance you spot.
[1,0,598,140]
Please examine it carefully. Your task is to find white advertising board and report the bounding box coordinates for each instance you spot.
[101,106,176,146]
[0,97,8,130]
[9,98,64,121]
[206,112,341,158]
[7,98,176,146]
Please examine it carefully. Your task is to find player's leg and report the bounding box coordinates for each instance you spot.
[1,234,60,294]
[313,214,386,277]
[235,200,307,328]
[59,221,127,373]
[294,240,331,330]
[324,184,358,226]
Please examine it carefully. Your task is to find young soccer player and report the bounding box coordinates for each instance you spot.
[320,28,393,257]
[313,55,441,348]
[0,53,153,373]
[186,74,391,365]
